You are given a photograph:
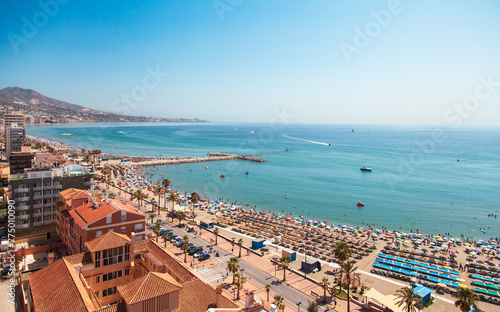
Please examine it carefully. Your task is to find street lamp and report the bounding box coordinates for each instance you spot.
[296,301,302,312]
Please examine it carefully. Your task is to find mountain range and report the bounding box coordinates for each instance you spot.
[0,87,207,123]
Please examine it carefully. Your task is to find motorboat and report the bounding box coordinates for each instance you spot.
[356,201,365,207]
[360,167,372,171]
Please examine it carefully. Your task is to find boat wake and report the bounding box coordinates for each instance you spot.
[283,134,330,146]
[117,131,126,135]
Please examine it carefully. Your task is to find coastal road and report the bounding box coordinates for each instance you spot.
[161,222,335,312]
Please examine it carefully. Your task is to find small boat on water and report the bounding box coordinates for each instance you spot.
[360,167,372,172]
[220,174,225,178]
[245,171,249,175]
[356,201,365,207]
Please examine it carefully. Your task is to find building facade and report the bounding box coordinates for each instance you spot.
[9,168,94,238]
[4,112,26,157]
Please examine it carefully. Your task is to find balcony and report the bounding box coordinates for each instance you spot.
[54,184,62,189]
[43,211,54,216]
[15,187,29,193]
[16,196,29,202]
[33,203,43,209]
[44,194,54,199]
[33,212,43,217]
[18,205,30,211]
[43,220,53,225]
[18,214,29,220]
[16,224,29,229]
[33,221,43,227]
[33,195,43,200]
[43,202,54,208]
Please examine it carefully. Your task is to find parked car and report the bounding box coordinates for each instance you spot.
[186,226,194,233]
[194,251,208,259]
[159,228,171,236]
[188,246,203,255]
[198,253,210,261]
[169,235,179,243]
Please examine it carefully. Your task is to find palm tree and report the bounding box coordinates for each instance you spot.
[234,273,246,300]
[227,257,239,284]
[168,192,179,221]
[108,193,115,199]
[149,213,156,224]
[306,300,318,312]
[213,227,219,245]
[452,287,479,312]
[273,295,285,312]
[154,219,162,242]
[162,178,171,189]
[133,189,146,207]
[162,233,168,247]
[279,256,291,281]
[182,235,189,263]
[395,286,420,312]
[342,262,360,312]
[319,277,330,303]
[237,238,243,257]
[334,241,351,292]
[190,192,200,221]
[265,284,271,302]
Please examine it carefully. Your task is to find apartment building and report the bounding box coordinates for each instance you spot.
[64,197,147,255]
[26,233,239,311]
[9,167,93,238]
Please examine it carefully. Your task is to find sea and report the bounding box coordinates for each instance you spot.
[27,122,500,240]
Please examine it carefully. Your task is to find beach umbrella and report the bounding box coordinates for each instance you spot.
[457,278,465,282]
[437,283,446,288]
[458,284,468,288]
[444,266,452,270]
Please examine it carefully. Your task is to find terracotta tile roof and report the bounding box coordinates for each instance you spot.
[173,280,238,312]
[64,252,92,266]
[60,209,72,219]
[29,258,96,312]
[110,200,146,216]
[60,188,92,202]
[134,240,197,284]
[85,232,131,253]
[117,272,182,305]
[70,201,118,228]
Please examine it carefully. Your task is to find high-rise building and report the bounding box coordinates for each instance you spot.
[4,112,26,157]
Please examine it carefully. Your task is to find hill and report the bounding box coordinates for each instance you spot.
[0,87,207,123]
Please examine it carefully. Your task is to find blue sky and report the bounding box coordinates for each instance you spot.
[1,0,499,124]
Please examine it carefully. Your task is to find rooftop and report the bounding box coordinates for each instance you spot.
[117,272,182,305]
[85,232,131,253]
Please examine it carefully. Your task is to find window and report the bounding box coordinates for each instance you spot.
[117,270,122,278]
[103,247,123,266]
[135,254,141,260]
[103,270,122,282]
[125,245,130,261]
[121,211,126,223]
[125,268,129,276]
[95,291,99,298]
[95,276,100,284]
[94,251,101,268]
[108,229,114,233]
[102,287,117,297]
[134,223,142,231]
[106,215,112,225]
[121,226,126,233]
[96,230,102,237]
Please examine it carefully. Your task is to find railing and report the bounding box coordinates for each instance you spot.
[43,202,54,208]
[33,212,43,217]
[18,205,30,211]
[43,194,54,199]
[43,220,53,224]
[15,187,29,193]
[33,221,43,227]
[54,184,62,189]
[33,203,43,209]
[43,211,53,216]
[16,197,29,202]
[16,224,29,229]
[33,195,43,200]
[18,215,29,220]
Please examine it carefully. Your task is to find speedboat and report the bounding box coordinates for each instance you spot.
[220,174,225,178]
[245,171,249,175]
[360,167,372,171]
[356,201,365,207]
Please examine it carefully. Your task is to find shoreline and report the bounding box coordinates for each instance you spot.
[25,134,500,243]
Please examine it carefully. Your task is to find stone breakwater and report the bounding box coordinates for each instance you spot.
[136,153,266,167]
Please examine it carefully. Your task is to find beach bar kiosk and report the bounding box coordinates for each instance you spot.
[281,249,296,262]
[301,260,321,274]
[252,240,265,250]
[412,284,433,306]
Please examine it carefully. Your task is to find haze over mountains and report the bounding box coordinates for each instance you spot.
[0,87,207,124]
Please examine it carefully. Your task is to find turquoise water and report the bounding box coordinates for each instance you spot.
[28,123,500,239]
